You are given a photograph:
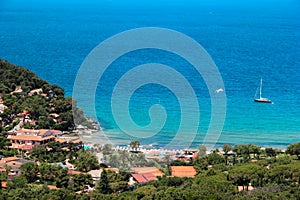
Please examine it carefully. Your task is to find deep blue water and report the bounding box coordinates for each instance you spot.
[0,0,299,149]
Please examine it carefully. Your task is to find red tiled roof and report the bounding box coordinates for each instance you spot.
[6,161,23,166]
[9,144,34,150]
[9,135,54,141]
[18,129,61,136]
[68,170,83,175]
[22,144,35,149]
[70,138,82,144]
[132,173,158,183]
[130,167,164,177]
[132,174,148,183]
[1,181,7,188]
[2,157,19,162]
[55,138,67,143]
[142,173,158,181]
[52,130,62,135]
[170,166,197,178]
[36,129,50,136]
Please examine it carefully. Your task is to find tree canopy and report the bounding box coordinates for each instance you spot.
[0,59,91,131]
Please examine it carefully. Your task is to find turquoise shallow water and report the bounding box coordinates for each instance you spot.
[0,0,299,148]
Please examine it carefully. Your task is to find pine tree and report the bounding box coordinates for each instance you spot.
[97,170,111,194]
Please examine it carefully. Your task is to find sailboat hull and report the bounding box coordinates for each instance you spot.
[254,99,272,103]
[254,78,272,103]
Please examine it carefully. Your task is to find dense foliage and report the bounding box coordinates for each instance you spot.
[1,142,300,199]
[0,59,90,131]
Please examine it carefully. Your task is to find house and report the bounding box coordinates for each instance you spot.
[1,181,7,188]
[28,88,43,96]
[87,169,102,182]
[69,138,82,145]
[130,167,164,184]
[130,167,164,177]
[55,138,68,148]
[8,135,55,151]
[170,166,197,178]
[238,185,255,192]
[0,157,32,180]
[131,173,158,184]
[7,129,62,151]
[68,170,84,175]
[177,149,198,161]
[183,149,198,159]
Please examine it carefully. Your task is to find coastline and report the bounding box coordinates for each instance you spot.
[78,129,289,153]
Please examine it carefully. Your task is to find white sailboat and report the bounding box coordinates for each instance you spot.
[254,78,272,103]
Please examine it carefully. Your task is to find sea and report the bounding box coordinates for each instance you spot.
[0,0,299,150]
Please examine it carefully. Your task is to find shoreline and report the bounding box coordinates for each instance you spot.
[78,129,289,152]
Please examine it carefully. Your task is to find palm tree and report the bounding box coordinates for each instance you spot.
[130,141,140,152]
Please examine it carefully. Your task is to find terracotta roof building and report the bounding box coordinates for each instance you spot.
[130,167,164,184]
[170,166,197,178]
[68,170,84,175]
[1,181,7,188]
[88,169,102,182]
[7,129,61,151]
[0,157,32,180]
[33,184,60,190]
[132,173,158,183]
[130,167,164,177]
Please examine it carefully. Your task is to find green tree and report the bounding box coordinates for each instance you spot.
[130,141,140,152]
[207,153,225,165]
[0,136,11,149]
[72,173,93,191]
[233,144,250,162]
[265,147,276,157]
[55,168,69,188]
[194,170,237,198]
[39,163,61,183]
[20,162,39,183]
[74,150,99,172]
[97,170,112,194]
[268,162,300,185]
[103,144,112,155]
[286,142,300,159]
[47,141,62,152]
[228,163,266,190]
[7,175,28,189]
[110,181,128,193]
[30,145,47,160]
[248,144,261,158]
[134,185,157,199]
[90,192,116,200]
[198,145,207,158]
[222,144,232,154]
[0,171,7,189]
[0,136,13,156]
[193,156,208,172]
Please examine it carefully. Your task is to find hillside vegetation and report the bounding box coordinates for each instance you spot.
[0,59,89,132]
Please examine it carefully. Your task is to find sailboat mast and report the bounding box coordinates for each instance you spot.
[260,78,262,98]
[254,77,272,103]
